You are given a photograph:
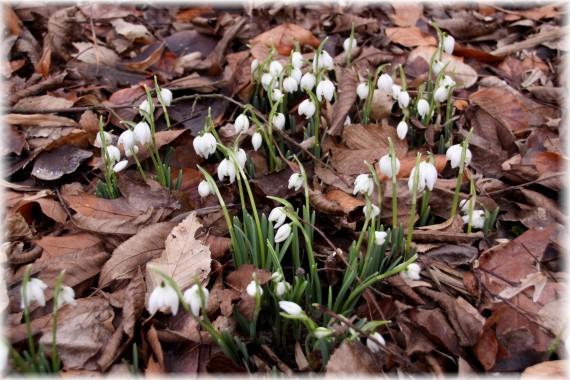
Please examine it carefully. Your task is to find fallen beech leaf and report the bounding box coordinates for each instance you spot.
[5,212,33,241]
[72,42,120,66]
[389,2,423,27]
[225,264,271,293]
[110,18,153,43]
[32,144,92,181]
[434,10,500,40]
[521,360,569,378]
[72,206,171,236]
[3,113,79,128]
[498,272,547,303]
[324,188,365,214]
[326,341,382,374]
[328,68,357,136]
[386,27,436,47]
[407,46,478,88]
[36,233,102,260]
[14,95,74,111]
[250,24,320,55]
[123,269,145,337]
[533,151,565,175]
[11,190,68,224]
[122,43,165,72]
[63,193,142,220]
[309,191,345,215]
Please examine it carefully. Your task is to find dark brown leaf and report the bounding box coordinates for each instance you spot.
[31,144,92,181]
[328,68,357,136]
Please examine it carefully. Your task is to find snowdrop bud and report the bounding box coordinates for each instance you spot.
[291,67,302,84]
[344,115,351,126]
[316,78,335,102]
[379,155,400,179]
[159,88,173,107]
[139,99,152,117]
[313,51,334,71]
[118,129,137,151]
[95,131,112,147]
[288,173,304,191]
[300,72,316,91]
[433,86,449,103]
[397,120,408,140]
[398,91,410,108]
[357,82,369,100]
[291,51,304,69]
[363,203,380,219]
[125,145,139,157]
[298,98,316,119]
[148,282,180,316]
[283,77,298,93]
[261,73,274,91]
[433,60,445,76]
[218,158,236,183]
[273,113,286,130]
[417,98,429,118]
[459,199,475,214]
[374,231,388,246]
[391,84,401,100]
[105,145,121,163]
[113,160,128,173]
[441,75,456,89]
[271,271,283,283]
[252,131,263,151]
[446,144,472,169]
[274,223,292,243]
[134,122,151,145]
[462,210,486,229]
[353,174,374,196]
[367,332,386,353]
[269,61,284,77]
[246,280,263,297]
[20,278,48,309]
[443,34,455,55]
[268,207,287,229]
[271,89,284,103]
[400,262,421,281]
[343,37,357,54]
[198,180,214,197]
[275,281,291,297]
[234,114,250,134]
[57,285,76,309]
[313,327,333,338]
[236,148,247,169]
[251,59,259,73]
[279,300,303,316]
[377,74,393,92]
[183,284,209,316]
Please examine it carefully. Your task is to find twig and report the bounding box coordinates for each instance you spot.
[491,25,569,56]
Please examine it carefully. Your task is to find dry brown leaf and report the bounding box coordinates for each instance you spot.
[521,360,569,378]
[72,42,121,66]
[407,46,478,88]
[250,24,320,55]
[10,190,68,224]
[72,206,170,236]
[123,43,165,72]
[225,264,271,293]
[324,188,365,214]
[326,341,382,374]
[386,27,436,47]
[31,144,92,181]
[13,95,74,111]
[63,193,142,220]
[3,113,79,128]
[389,2,423,27]
[36,233,101,260]
[328,68,357,136]
[123,269,145,337]
[110,18,153,43]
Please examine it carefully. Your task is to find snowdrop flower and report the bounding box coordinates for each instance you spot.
[125,145,139,157]
[118,129,137,151]
[159,88,173,107]
[198,180,214,197]
[400,262,421,281]
[363,203,380,219]
[344,115,351,125]
[298,98,316,119]
[379,154,400,179]
[268,207,287,229]
[105,145,121,163]
[56,285,76,309]
[440,75,456,89]
[271,271,283,283]
[343,37,357,54]
[234,114,250,134]
[316,78,335,102]
[272,113,286,130]
[291,51,304,69]
[408,162,438,193]
[353,174,374,196]
[446,144,472,169]
[391,84,401,100]
[139,99,153,117]
[442,34,455,55]
[148,282,180,316]
[246,280,263,297]
[433,86,449,103]
[288,173,304,191]
[397,120,408,140]
[357,82,369,100]
[251,59,259,73]
[261,73,274,91]
[275,281,291,297]
[279,300,303,316]
[313,50,334,71]
[274,223,292,243]
[459,199,474,214]
[367,332,386,353]
[95,131,112,147]
[374,231,388,246]
[398,91,410,108]
[300,72,317,92]
[433,60,445,75]
[20,278,48,309]
[271,88,284,103]
[235,148,247,169]
[377,74,393,92]
[193,132,217,159]
[291,67,302,84]
[269,61,284,77]
[252,131,263,151]
[218,158,236,183]
[283,77,298,93]
[134,122,151,145]
[183,284,209,316]
[113,160,128,173]
[417,98,429,118]
[462,210,486,229]
[313,327,333,338]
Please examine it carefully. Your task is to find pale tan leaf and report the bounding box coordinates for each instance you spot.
[326,341,382,374]
[110,18,153,43]
[407,46,478,88]
[498,272,547,303]
[72,206,171,235]
[72,41,120,66]
[14,95,74,111]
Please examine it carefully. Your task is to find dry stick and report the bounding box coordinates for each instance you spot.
[491,25,569,56]
[480,172,563,196]
[519,242,558,283]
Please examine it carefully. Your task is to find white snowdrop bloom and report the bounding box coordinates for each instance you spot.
[442,34,455,55]
[252,131,263,151]
[446,144,472,169]
[269,60,284,77]
[183,284,209,317]
[291,67,302,84]
[313,327,333,339]
[113,160,128,173]
[201,133,218,159]
[357,82,369,100]
[279,300,303,316]
[288,173,304,191]
[56,285,76,309]
[433,60,445,76]
[217,158,236,183]
[268,207,287,229]
[398,91,410,108]
[105,145,121,163]
[400,262,421,281]
[374,231,388,246]
[148,282,180,316]
[134,122,151,145]
[300,72,316,91]
[313,50,334,71]
[246,280,263,297]
[125,145,139,157]
[417,98,429,117]
[367,332,386,353]
[283,77,298,93]
[397,120,408,140]
[274,223,292,243]
[363,203,380,219]
[440,75,456,89]
[271,89,284,103]
[251,59,259,73]
[353,174,374,196]
[193,135,203,156]
[139,99,153,117]
[298,98,316,119]
[379,154,400,179]
[261,73,274,91]
[408,161,438,193]
[271,272,283,282]
[343,37,357,54]
[95,131,112,147]
[118,129,137,151]
[275,281,291,297]
[20,278,48,309]
[462,210,486,229]
[273,113,286,130]
[377,74,393,92]
[159,88,173,107]
[433,86,449,102]
[235,148,247,169]
[391,84,401,100]
[291,51,304,69]
[234,114,250,134]
[344,115,351,126]
[459,199,476,214]
[198,180,214,197]
[316,78,335,102]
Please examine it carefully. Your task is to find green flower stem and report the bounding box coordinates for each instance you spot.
[405,153,422,257]
[467,178,476,234]
[249,103,279,171]
[364,161,382,213]
[51,271,66,372]
[362,64,390,125]
[346,23,355,66]
[130,148,147,182]
[154,77,171,130]
[450,128,474,217]
[388,138,398,227]
[21,266,37,366]
[355,195,372,253]
[399,64,407,91]
[292,155,311,222]
[142,87,167,186]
